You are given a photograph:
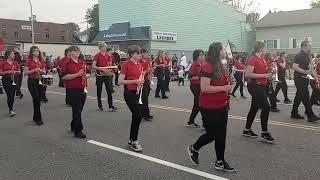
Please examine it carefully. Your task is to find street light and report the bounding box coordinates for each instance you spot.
[28,0,35,45]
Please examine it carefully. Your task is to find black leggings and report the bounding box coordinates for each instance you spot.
[140,80,151,117]
[274,79,288,99]
[124,90,142,141]
[246,83,270,132]
[27,78,42,122]
[193,107,228,161]
[232,73,244,96]
[292,77,314,117]
[96,76,113,109]
[2,77,16,111]
[189,84,201,123]
[69,88,86,134]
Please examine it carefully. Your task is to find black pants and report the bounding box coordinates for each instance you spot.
[292,77,314,117]
[27,78,42,122]
[140,80,151,118]
[165,70,170,91]
[58,69,64,87]
[189,84,201,123]
[69,88,86,134]
[193,107,228,161]
[246,83,270,132]
[65,88,71,105]
[40,85,47,101]
[274,79,288,99]
[267,83,277,109]
[96,76,113,109]
[115,71,119,85]
[231,73,244,96]
[2,77,16,111]
[15,68,23,96]
[310,82,320,106]
[124,89,142,141]
[178,78,184,86]
[155,72,166,97]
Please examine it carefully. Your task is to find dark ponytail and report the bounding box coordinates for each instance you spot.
[207,42,223,80]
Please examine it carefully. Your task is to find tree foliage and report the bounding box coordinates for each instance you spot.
[311,0,320,8]
[222,0,261,14]
[67,22,80,34]
[85,4,99,43]
[246,12,260,25]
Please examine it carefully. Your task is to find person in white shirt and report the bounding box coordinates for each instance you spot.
[178,66,185,86]
[180,53,187,68]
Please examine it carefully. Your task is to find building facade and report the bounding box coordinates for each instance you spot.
[255,9,320,55]
[0,18,74,45]
[96,0,255,58]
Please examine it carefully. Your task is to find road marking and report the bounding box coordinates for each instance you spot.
[21,88,320,132]
[87,140,229,180]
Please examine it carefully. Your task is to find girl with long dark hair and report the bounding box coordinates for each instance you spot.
[231,54,246,98]
[187,42,235,172]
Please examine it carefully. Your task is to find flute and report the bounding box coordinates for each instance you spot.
[83,63,88,94]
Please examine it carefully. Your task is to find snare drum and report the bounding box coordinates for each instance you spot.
[41,75,54,86]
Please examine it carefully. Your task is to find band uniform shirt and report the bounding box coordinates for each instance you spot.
[94,52,112,67]
[61,59,89,89]
[199,62,228,109]
[121,60,142,91]
[189,61,202,85]
[293,50,310,79]
[247,54,268,85]
[25,59,44,79]
[276,58,286,80]
[0,60,20,78]
[234,60,245,74]
[139,59,150,80]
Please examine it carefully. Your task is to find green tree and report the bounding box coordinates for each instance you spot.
[85,4,99,43]
[311,0,320,8]
[67,22,80,34]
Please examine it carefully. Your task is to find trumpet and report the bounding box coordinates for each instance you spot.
[137,68,145,105]
[83,64,88,94]
[11,66,16,86]
[94,61,118,76]
[37,65,43,85]
[227,65,235,110]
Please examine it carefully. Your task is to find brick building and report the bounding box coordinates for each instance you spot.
[0,18,74,44]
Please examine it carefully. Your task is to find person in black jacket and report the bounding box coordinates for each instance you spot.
[13,47,23,98]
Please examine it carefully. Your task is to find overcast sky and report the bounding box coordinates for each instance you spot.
[0,0,312,31]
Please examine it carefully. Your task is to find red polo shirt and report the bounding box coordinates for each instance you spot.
[61,59,89,88]
[247,54,267,85]
[316,63,320,75]
[189,61,203,85]
[57,56,68,68]
[165,57,171,69]
[121,60,142,91]
[139,59,150,80]
[199,62,228,109]
[0,60,20,77]
[234,60,245,71]
[41,60,49,72]
[155,56,166,69]
[25,58,44,78]
[94,52,112,67]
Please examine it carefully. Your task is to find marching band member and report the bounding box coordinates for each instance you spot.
[13,47,24,99]
[291,40,319,122]
[24,46,46,126]
[92,43,117,112]
[0,50,20,117]
[58,48,72,105]
[231,54,246,98]
[188,42,235,172]
[187,49,205,128]
[243,41,274,143]
[119,45,144,152]
[310,54,320,107]
[139,49,154,121]
[275,51,292,104]
[154,50,168,99]
[62,45,89,139]
[265,52,280,112]
[164,52,171,92]
[40,52,49,103]
[113,51,121,86]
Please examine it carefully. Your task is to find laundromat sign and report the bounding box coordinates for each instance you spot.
[151,31,177,42]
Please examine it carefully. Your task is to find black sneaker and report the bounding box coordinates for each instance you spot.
[108,106,117,112]
[187,145,199,165]
[270,108,280,112]
[215,160,236,172]
[74,132,87,139]
[231,93,236,97]
[155,95,161,98]
[291,113,304,119]
[260,133,275,143]
[128,140,143,152]
[308,116,320,122]
[36,121,44,126]
[242,129,258,138]
[9,111,16,117]
[97,107,104,111]
[187,122,200,128]
[144,115,154,121]
[162,96,169,99]
[284,99,292,104]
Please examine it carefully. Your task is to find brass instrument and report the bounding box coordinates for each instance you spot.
[83,63,88,94]
[37,64,43,85]
[94,61,118,76]
[137,68,146,105]
[11,65,16,86]
[303,58,317,80]
[226,64,235,110]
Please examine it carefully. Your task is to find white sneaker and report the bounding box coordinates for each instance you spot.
[9,111,16,117]
[129,140,143,152]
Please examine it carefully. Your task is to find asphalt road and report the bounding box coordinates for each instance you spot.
[0,74,319,180]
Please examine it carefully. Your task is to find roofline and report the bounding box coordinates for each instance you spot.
[0,18,74,26]
[15,41,97,46]
[255,22,320,28]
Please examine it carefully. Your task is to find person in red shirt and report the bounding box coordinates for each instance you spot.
[274,51,292,104]
[59,48,72,106]
[231,54,246,98]
[187,49,205,128]
[243,41,274,143]
[310,54,320,107]
[164,52,171,91]
[0,50,21,116]
[139,49,154,121]
[187,42,235,172]
[92,43,117,112]
[119,45,145,152]
[57,48,70,88]
[62,45,90,139]
[154,50,168,99]
[40,52,49,103]
[24,46,46,126]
